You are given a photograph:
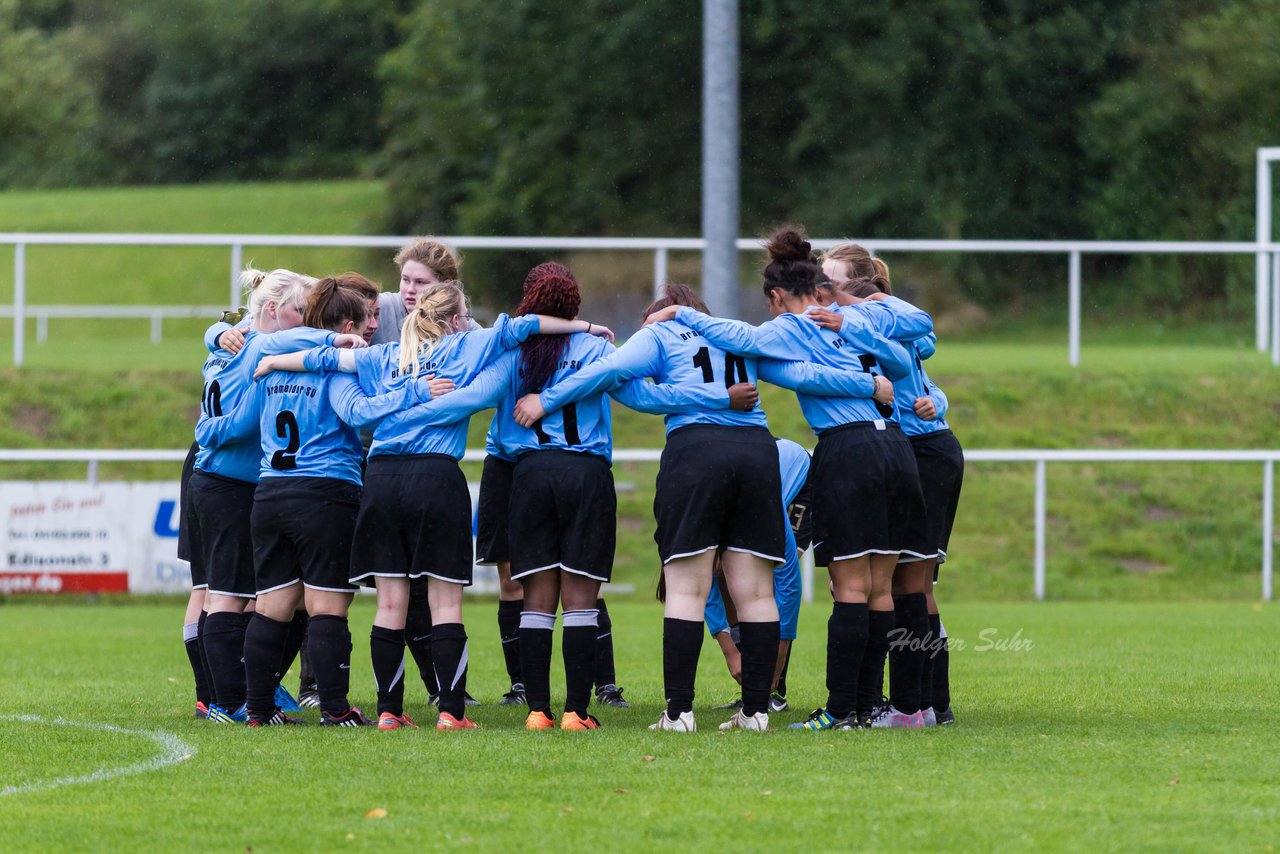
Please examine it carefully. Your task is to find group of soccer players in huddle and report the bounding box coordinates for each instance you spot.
[177,227,962,732]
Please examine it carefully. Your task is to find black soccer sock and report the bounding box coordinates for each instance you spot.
[739,620,781,717]
[432,623,469,720]
[776,642,793,698]
[183,618,211,706]
[519,612,556,715]
[202,611,250,710]
[888,594,929,714]
[299,645,317,695]
[279,609,309,682]
[497,598,523,686]
[856,609,895,717]
[562,609,598,717]
[931,613,951,711]
[593,598,617,690]
[406,583,439,697]
[196,610,214,705]
[921,618,937,712]
[825,602,868,719]
[663,617,704,718]
[307,614,353,718]
[370,625,407,716]
[243,613,291,719]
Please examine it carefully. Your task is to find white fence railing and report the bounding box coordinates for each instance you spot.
[1,447,1274,602]
[6,233,1280,368]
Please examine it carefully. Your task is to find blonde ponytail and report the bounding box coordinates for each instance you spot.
[245,267,319,325]
[398,281,467,379]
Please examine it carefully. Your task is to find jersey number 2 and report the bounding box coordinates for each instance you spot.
[270,410,301,470]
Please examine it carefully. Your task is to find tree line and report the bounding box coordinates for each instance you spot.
[4,0,1278,309]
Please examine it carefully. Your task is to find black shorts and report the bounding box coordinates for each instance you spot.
[653,425,786,565]
[350,454,473,587]
[251,477,361,595]
[475,454,516,566]
[508,450,615,582]
[811,421,928,566]
[911,429,965,565]
[177,441,198,571]
[188,471,257,598]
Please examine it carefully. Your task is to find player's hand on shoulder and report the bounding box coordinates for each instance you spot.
[253,356,278,380]
[333,333,368,349]
[219,326,247,355]
[642,305,680,327]
[804,307,843,332]
[513,393,546,427]
[424,374,455,400]
[586,323,616,344]
[727,382,759,411]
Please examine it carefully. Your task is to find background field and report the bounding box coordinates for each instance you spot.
[1,600,1277,851]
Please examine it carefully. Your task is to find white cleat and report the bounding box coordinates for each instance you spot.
[649,710,697,732]
[921,707,938,727]
[869,705,926,729]
[719,710,769,731]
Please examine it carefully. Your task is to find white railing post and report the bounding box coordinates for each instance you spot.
[1272,253,1280,367]
[86,459,99,485]
[1257,149,1273,353]
[230,243,243,309]
[13,242,25,367]
[1034,459,1047,600]
[36,313,47,344]
[1068,250,1081,367]
[151,312,163,345]
[653,246,669,298]
[1264,460,1275,602]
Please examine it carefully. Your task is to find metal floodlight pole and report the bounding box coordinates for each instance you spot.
[702,0,740,318]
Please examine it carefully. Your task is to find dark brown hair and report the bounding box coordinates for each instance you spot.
[304,273,372,331]
[643,283,709,320]
[762,226,821,299]
[840,275,889,299]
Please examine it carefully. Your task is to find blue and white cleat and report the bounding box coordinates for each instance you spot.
[788,708,855,731]
[274,684,304,713]
[208,703,248,724]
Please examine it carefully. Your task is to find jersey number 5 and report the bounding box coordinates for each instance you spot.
[270,410,301,470]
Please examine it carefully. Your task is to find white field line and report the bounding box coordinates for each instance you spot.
[0,714,196,797]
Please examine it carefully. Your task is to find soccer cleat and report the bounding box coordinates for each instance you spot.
[595,684,631,708]
[869,705,926,729]
[246,710,305,726]
[921,707,938,727]
[436,712,478,730]
[499,683,527,705]
[428,693,440,707]
[195,701,210,719]
[524,710,555,730]
[377,712,418,730]
[768,692,789,713]
[787,708,855,731]
[208,703,248,724]
[936,705,956,726]
[297,690,321,709]
[712,698,744,710]
[320,706,373,728]
[464,691,480,707]
[274,684,304,713]
[560,711,602,730]
[719,710,769,731]
[648,710,696,732]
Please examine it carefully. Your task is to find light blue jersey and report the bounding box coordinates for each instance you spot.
[194,326,336,483]
[300,313,539,459]
[195,369,431,485]
[537,321,879,436]
[705,438,811,638]
[394,333,736,463]
[673,306,913,433]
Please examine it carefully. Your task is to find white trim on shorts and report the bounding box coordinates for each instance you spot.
[937,548,949,565]
[829,548,905,561]
[349,570,409,585]
[206,588,255,599]
[410,570,470,586]
[254,578,301,596]
[474,558,499,567]
[661,545,718,565]
[896,549,939,565]
[724,546,787,565]
[302,582,358,593]
[510,561,608,583]
[191,583,209,590]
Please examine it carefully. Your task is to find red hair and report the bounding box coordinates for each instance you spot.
[515,262,581,395]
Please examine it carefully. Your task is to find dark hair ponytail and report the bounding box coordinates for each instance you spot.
[304,273,371,331]
[516,262,581,395]
[642,282,709,320]
[762,226,820,300]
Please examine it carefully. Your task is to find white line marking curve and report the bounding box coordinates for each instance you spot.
[0,714,196,797]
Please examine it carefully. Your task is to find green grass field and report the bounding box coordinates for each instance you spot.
[1,599,1276,851]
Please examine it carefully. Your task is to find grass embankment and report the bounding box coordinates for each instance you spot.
[2,352,1278,601]
[0,600,1276,850]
